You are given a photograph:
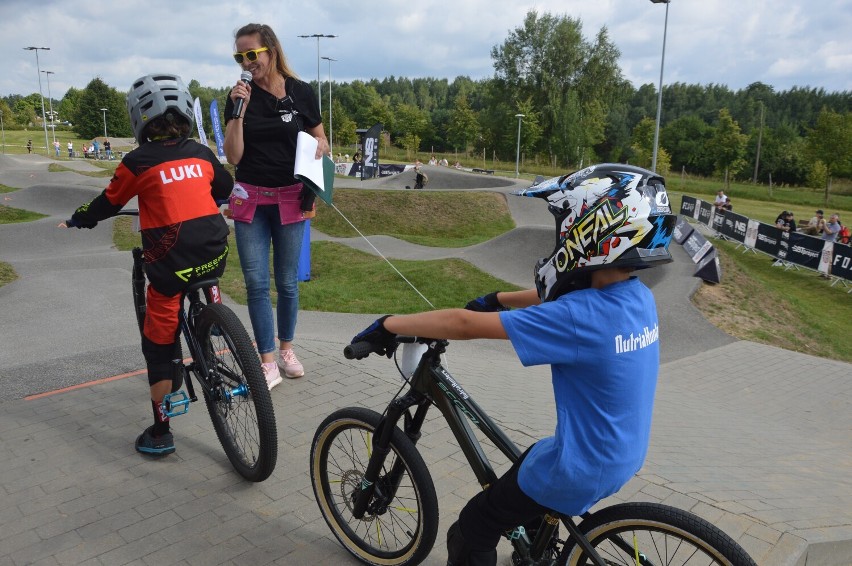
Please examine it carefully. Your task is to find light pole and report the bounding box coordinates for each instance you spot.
[298,34,336,115]
[321,56,337,155]
[650,0,670,172]
[514,113,525,178]
[100,108,108,138]
[42,70,56,145]
[23,46,50,155]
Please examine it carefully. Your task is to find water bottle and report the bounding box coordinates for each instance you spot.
[400,342,428,380]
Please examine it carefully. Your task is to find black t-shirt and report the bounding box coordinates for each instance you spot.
[224,76,321,188]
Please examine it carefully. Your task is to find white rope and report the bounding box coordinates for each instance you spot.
[328,201,436,310]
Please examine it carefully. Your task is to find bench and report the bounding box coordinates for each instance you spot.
[472,168,495,175]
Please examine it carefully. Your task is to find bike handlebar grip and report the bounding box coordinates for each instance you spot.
[344,341,376,360]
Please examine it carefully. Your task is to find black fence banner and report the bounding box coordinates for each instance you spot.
[711,207,726,233]
[829,242,852,281]
[361,123,382,180]
[682,229,714,263]
[696,200,714,227]
[784,232,824,270]
[673,216,694,244]
[378,164,407,177]
[723,211,749,243]
[680,195,698,218]
[753,222,783,257]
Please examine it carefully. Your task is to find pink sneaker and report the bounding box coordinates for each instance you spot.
[278,348,304,379]
[262,362,283,390]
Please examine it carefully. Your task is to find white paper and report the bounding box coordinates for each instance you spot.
[294,131,325,193]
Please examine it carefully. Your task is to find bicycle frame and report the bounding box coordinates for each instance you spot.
[129,241,247,413]
[350,339,606,566]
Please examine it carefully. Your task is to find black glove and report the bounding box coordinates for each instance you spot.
[67,215,98,229]
[464,292,507,312]
[351,315,398,358]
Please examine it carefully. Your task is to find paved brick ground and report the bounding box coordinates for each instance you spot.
[1,335,850,565]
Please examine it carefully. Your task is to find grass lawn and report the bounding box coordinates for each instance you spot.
[0,204,47,224]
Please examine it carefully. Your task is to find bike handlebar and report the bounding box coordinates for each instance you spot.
[343,335,419,360]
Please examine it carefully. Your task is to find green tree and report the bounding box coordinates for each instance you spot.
[630,117,670,173]
[446,94,479,153]
[661,115,714,175]
[706,108,748,188]
[806,108,852,201]
[57,87,82,126]
[73,78,132,140]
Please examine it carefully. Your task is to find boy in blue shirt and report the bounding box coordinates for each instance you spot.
[352,164,676,565]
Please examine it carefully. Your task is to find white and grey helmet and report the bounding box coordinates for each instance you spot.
[126,73,194,142]
[516,164,677,302]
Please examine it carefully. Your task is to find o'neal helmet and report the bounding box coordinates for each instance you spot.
[126,73,194,143]
[516,163,677,302]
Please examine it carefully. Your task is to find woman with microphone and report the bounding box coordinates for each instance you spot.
[224,23,329,390]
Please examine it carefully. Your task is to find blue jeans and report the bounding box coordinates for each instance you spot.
[234,204,305,355]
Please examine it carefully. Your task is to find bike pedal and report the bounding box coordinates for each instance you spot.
[162,391,190,417]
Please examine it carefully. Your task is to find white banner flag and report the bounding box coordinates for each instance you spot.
[193,97,208,147]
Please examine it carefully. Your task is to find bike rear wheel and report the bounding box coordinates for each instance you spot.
[195,303,277,482]
[310,407,439,566]
[565,502,756,566]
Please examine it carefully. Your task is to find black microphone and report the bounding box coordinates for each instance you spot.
[232,70,252,119]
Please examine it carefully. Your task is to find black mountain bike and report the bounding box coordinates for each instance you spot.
[118,210,277,482]
[310,337,757,566]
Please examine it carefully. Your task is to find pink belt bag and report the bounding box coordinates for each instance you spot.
[229,182,305,225]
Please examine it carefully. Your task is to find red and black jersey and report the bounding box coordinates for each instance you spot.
[72,137,233,296]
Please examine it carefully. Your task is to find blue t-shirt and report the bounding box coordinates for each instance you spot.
[499,277,660,515]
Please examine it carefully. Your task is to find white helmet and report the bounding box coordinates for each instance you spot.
[126,73,194,142]
[516,164,676,302]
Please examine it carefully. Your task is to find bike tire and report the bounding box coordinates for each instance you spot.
[196,303,277,482]
[311,407,439,566]
[130,249,147,337]
[564,502,757,566]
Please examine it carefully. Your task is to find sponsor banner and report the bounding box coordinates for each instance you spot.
[193,97,208,147]
[744,219,760,248]
[209,100,226,158]
[696,200,714,226]
[753,222,783,257]
[682,229,714,263]
[711,207,726,233]
[673,216,694,244]
[361,123,382,180]
[346,163,406,178]
[680,195,697,218]
[378,164,406,176]
[784,232,824,270]
[724,211,749,243]
[829,242,852,281]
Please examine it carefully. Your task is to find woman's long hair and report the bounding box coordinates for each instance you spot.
[235,23,299,80]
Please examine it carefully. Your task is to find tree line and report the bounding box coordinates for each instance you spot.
[2,10,850,187]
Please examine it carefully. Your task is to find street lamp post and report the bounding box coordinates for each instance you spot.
[650,0,670,172]
[42,70,56,145]
[514,114,525,178]
[23,46,51,155]
[100,108,108,138]
[321,56,337,156]
[298,34,336,115]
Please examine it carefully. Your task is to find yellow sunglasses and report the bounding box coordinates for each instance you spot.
[233,47,269,64]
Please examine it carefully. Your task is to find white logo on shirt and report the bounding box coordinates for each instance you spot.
[159,164,203,184]
[614,324,659,354]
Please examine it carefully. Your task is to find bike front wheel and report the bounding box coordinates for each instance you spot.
[196,303,277,482]
[310,407,439,566]
[565,502,757,566]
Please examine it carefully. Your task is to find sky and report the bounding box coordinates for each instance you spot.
[1,0,851,106]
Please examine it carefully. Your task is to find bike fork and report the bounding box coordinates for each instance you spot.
[351,393,427,519]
